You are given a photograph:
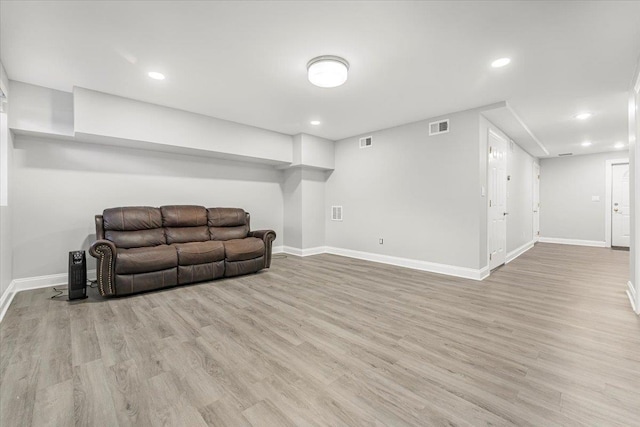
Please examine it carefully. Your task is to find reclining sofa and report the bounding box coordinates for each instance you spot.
[89,205,276,297]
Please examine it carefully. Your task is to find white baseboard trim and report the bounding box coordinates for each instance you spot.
[272,245,284,254]
[628,281,639,315]
[0,280,17,323]
[324,246,488,281]
[538,237,606,248]
[0,269,97,323]
[281,246,327,257]
[506,240,535,264]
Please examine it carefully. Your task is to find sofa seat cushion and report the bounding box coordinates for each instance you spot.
[174,241,225,266]
[223,238,265,262]
[116,245,177,275]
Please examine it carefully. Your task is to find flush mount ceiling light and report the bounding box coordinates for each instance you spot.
[581,141,592,147]
[575,112,592,120]
[614,142,625,149]
[148,71,165,80]
[491,57,511,68]
[310,120,321,125]
[307,56,349,88]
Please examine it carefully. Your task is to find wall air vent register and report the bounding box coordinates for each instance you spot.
[359,136,372,148]
[429,119,449,136]
[331,206,343,221]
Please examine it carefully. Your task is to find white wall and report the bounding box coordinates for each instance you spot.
[11,136,284,279]
[540,151,628,243]
[629,59,640,313]
[301,169,328,249]
[292,134,334,170]
[282,168,302,249]
[507,139,536,252]
[9,81,74,136]
[325,109,483,270]
[0,62,13,300]
[282,167,329,251]
[73,87,292,164]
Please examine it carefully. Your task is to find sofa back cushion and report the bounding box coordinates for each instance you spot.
[161,205,210,244]
[103,207,166,248]
[207,208,249,241]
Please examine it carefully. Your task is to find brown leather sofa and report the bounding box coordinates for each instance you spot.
[89,205,276,297]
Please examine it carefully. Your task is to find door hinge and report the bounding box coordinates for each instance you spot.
[489,200,492,207]
[489,146,493,154]
[489,254,492,260]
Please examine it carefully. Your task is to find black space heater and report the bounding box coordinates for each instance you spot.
[68,250,88,300]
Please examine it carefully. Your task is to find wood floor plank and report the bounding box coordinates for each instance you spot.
[0,243,638,426]
[105,359,152,427]
[31,379,74,427]
[72,359,119,426]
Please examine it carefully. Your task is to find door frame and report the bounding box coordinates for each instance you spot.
[605,158,629,247]
[532,161,540,242]
[487,128,508,270]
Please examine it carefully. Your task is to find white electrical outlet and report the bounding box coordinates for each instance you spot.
[379,238,384,244]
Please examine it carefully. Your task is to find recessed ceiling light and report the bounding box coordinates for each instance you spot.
[614,142,625,149]
[307,56,349,88]
[310,120,321,125]
[148,71,165,80]
[491,58,511,68]
[581,141,592,147]
[575,112,592,120]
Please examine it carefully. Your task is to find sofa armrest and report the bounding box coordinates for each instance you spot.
[249,229,276,268]
[89,239,117,297]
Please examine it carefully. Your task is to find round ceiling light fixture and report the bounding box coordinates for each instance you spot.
[581,141,592,147]
[491,57,511,68]
[148,71,165,80]
[307,56,349,88]
[614,142,625,149]
[310,120,321,125]
[575,112,592,120]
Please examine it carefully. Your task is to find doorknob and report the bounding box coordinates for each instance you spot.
[614,208,619,212]
[503,212,509,216]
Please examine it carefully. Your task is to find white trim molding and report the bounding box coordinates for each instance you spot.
[604,158,629,247]
[538,237,606,247]
[628,281,639,314]
[278,246,489,280]
[281,246,326,257]
[325,246,489,281]
[0,280,16,322]
[506,240,535,264]
[0,270,97,322]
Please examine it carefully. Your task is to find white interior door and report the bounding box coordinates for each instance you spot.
[611,163,630,247]
[533,162,540,241]
[488,131,507,270]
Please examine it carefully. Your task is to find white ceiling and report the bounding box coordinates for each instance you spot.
[2,1,640,157]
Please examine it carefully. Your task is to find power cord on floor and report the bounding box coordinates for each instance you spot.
[50,279,96,299]
[51,287,67,299]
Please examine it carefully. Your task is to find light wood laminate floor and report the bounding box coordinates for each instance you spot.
[1,243,639,426]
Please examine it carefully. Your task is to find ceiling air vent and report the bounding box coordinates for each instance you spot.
[558,153,573,157]
[331,206,343,221]
[429,119,449,136]
[359,136,372,148]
